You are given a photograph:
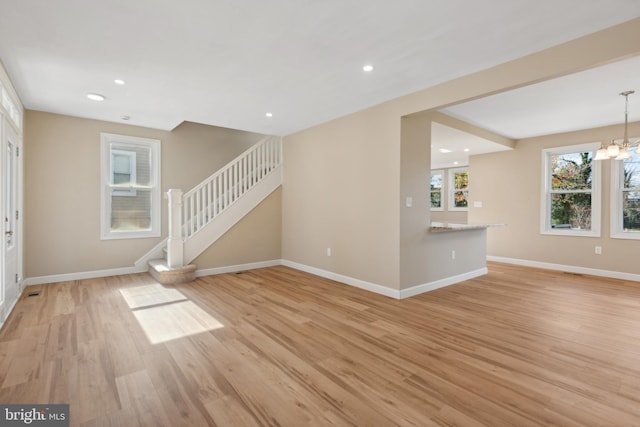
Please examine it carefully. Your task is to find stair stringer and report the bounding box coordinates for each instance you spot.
[183,164,282,265]
[134,238,168,271]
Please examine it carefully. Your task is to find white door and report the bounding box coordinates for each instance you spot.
[2,121,19,318]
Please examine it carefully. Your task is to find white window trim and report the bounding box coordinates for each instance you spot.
[540,142,601,237]
[1,87,20,129]
[610,141,640,239]
[100,133,161,240]
[448,167,469,212]
[430,169,444,211]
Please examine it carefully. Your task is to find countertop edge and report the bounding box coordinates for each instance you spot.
[428,223,506,233]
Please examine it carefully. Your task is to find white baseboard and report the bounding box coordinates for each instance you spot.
[195,260,281,277]
[280,260,487,299]
[399,268,488,299]
[281,259,402,299]
[22,258,489,302]
[0,286,23,330]
[487,256,640,282]
[23,265,146,286]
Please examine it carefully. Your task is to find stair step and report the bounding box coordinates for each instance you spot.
[148,259,196,285]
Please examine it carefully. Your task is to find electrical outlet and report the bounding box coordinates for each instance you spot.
[327,248,332,257]
[595,246,602,255]
[451,250,456,260]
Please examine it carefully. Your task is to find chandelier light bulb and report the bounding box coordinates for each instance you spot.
[606,141,620,158]
[596,91,635,161]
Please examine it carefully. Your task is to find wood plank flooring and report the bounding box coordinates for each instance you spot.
[1,263,640,426]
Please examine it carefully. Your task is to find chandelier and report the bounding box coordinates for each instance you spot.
[595,90,635,160]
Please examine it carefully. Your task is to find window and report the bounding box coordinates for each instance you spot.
[541,143,600,236]
[430,170,444,210]
[101,133,161,239]
[448,167,469,211]
[611,142,640,239]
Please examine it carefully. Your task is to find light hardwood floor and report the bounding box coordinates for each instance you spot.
[1,263,640,426]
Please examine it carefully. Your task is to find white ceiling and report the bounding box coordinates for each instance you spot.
[430,122,511,169]
[442,56,640,140]
[0,1,639,136]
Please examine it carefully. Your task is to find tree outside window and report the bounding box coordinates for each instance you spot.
[430,170,443,210]
[448,167,468,211]
[541,143,600,237]
[550,152,592,229]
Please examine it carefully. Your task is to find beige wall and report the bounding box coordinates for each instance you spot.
[194,188,282,268]
[24,111,279,278]
[282,18,640,292]
[470,121,640,273]
[283,103,402,289]
[431,210,468,223]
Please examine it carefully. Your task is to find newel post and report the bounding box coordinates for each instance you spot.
[166,189,184,268]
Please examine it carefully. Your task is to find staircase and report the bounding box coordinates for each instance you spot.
[143,136,282,284]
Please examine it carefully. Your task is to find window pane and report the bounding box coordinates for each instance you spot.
[431,190,441,208]
[430,173,442,189]
[430,172,443,208]
[454,190,468,208]
[622,191,640,232]
[550,152,592,190]
[112,152,133,185]
[550,193,591,230]
[622,152,640,190]
[110,188,152,232]
[133,146,152,186]
[111,144,151,186]
[453,171,468,190]
[113,153,131,174]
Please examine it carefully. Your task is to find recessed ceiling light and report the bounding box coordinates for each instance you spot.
[362,64,374,72]
[114,79,125,85]
[265,112,273,117]
[87,93,105,101]
[453,161,459,165]
[463,148,470,152]
[438,148,452,153]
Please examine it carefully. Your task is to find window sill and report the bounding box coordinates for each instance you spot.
[540,229,600,238]
[610,232,640,240]
[101,230,161,240]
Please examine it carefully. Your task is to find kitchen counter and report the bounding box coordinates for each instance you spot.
[429,222,505,233]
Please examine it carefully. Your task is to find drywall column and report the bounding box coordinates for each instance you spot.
[399,114,433,288]
[166,188,184,268]
[400,113,488,290]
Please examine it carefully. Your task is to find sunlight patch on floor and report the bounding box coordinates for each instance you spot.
[120,284,224,344]
[119,284,187,309]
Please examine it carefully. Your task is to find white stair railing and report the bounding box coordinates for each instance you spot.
[165,136,282,268]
